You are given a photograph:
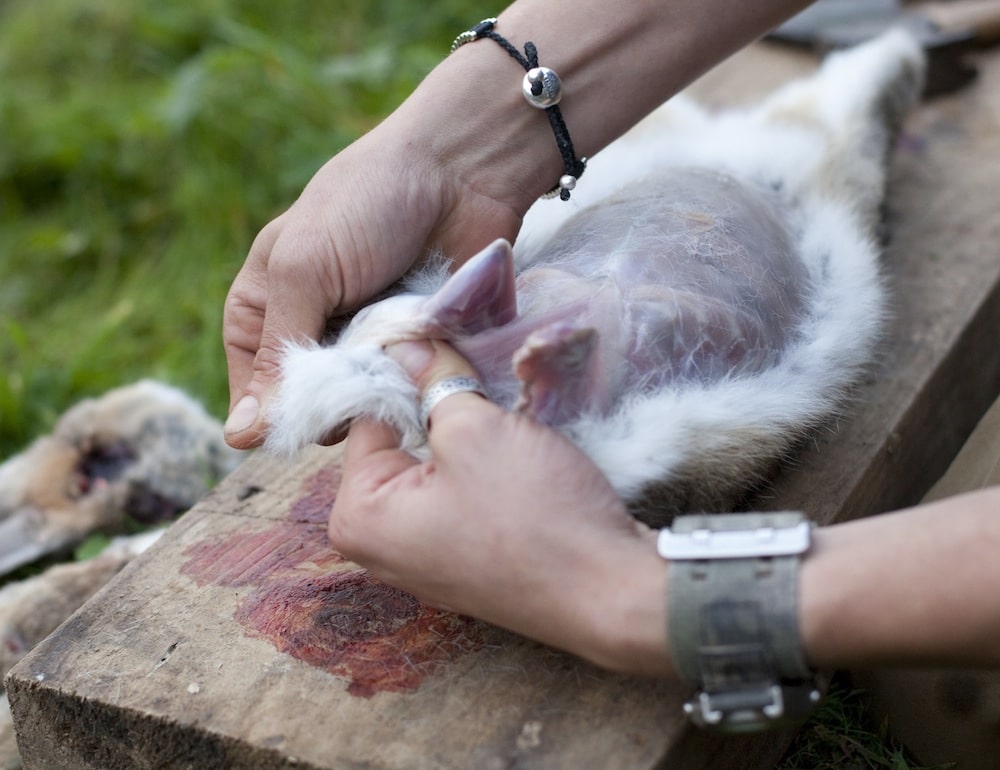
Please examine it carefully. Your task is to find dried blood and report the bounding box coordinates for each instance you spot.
[181,463,485,696]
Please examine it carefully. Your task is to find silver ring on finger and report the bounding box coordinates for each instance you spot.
[419,376,487,432]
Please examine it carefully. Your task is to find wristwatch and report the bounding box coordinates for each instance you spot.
[658,511,824,732]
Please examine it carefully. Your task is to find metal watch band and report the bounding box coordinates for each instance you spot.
[660,512,822,731]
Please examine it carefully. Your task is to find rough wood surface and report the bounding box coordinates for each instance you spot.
[7,42,1000,770]
[738,48,1000,525]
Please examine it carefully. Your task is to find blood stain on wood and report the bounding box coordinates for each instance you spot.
[237,568,487,697]
[288,463,341,525]
[181,463,486,696]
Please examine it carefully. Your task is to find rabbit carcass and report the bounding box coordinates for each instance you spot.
[0,381,243,575]
[267,31,925,522]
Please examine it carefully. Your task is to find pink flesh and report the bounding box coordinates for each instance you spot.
[420,239,517,337]
[356,168,809,426]
[454,170,806,423]
[513,323,609,424]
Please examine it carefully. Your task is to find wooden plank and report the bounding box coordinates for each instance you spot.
[7,42,1000,770]
[748,43,1000,523]
[7,449,690,770]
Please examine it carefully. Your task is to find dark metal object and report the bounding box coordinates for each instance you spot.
[770,0,1000,96]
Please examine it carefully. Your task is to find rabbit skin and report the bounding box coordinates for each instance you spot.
[269,31,925,522]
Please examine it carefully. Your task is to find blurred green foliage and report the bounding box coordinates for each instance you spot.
[0,0,488,457]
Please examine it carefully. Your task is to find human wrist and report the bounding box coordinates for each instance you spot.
[394,0,814,219]
[388,33,556,218]
[387,1,666,218]
[581,527,676,678]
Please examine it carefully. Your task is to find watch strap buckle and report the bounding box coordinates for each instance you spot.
[685,679,824,732]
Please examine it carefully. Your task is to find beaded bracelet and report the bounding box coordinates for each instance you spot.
[451,18,586,201]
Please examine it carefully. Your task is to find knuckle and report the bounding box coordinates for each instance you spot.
[327,504,363,560]
[251,343,285,379]
[429,406,487,445]
[248,214,286,257]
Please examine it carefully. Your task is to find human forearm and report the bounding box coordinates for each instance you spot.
[801,486,1000,670]
[393,0,814,222]
[588,487,1000,678]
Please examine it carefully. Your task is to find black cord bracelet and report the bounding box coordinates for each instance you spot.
[451,18,587,201]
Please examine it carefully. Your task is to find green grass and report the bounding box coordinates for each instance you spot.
[0,0,490,457]
[778,674,954,770]
[0,2,952,767]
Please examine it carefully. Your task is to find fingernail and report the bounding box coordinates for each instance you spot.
[387,340,434,378]
[225,394,259,435]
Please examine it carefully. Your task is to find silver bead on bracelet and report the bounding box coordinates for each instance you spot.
[450,18,586,201]
[522,67,562,108]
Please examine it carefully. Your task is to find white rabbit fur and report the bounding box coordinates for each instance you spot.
[268,30,925,520]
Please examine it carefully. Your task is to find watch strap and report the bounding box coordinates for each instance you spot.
[662,512,822,731]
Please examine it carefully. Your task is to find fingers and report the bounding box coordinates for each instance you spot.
[387,340,491,432]
[223,217,286,449]
[343,417,405,472]
[339,340,489,503]
[223,220,341,449]
[223,217,283,410]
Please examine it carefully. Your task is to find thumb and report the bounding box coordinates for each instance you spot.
[224,272,332,450]
[223,347,284,450]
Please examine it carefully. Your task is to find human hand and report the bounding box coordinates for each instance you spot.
[222,114,525,449]
[329,338,673,676]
